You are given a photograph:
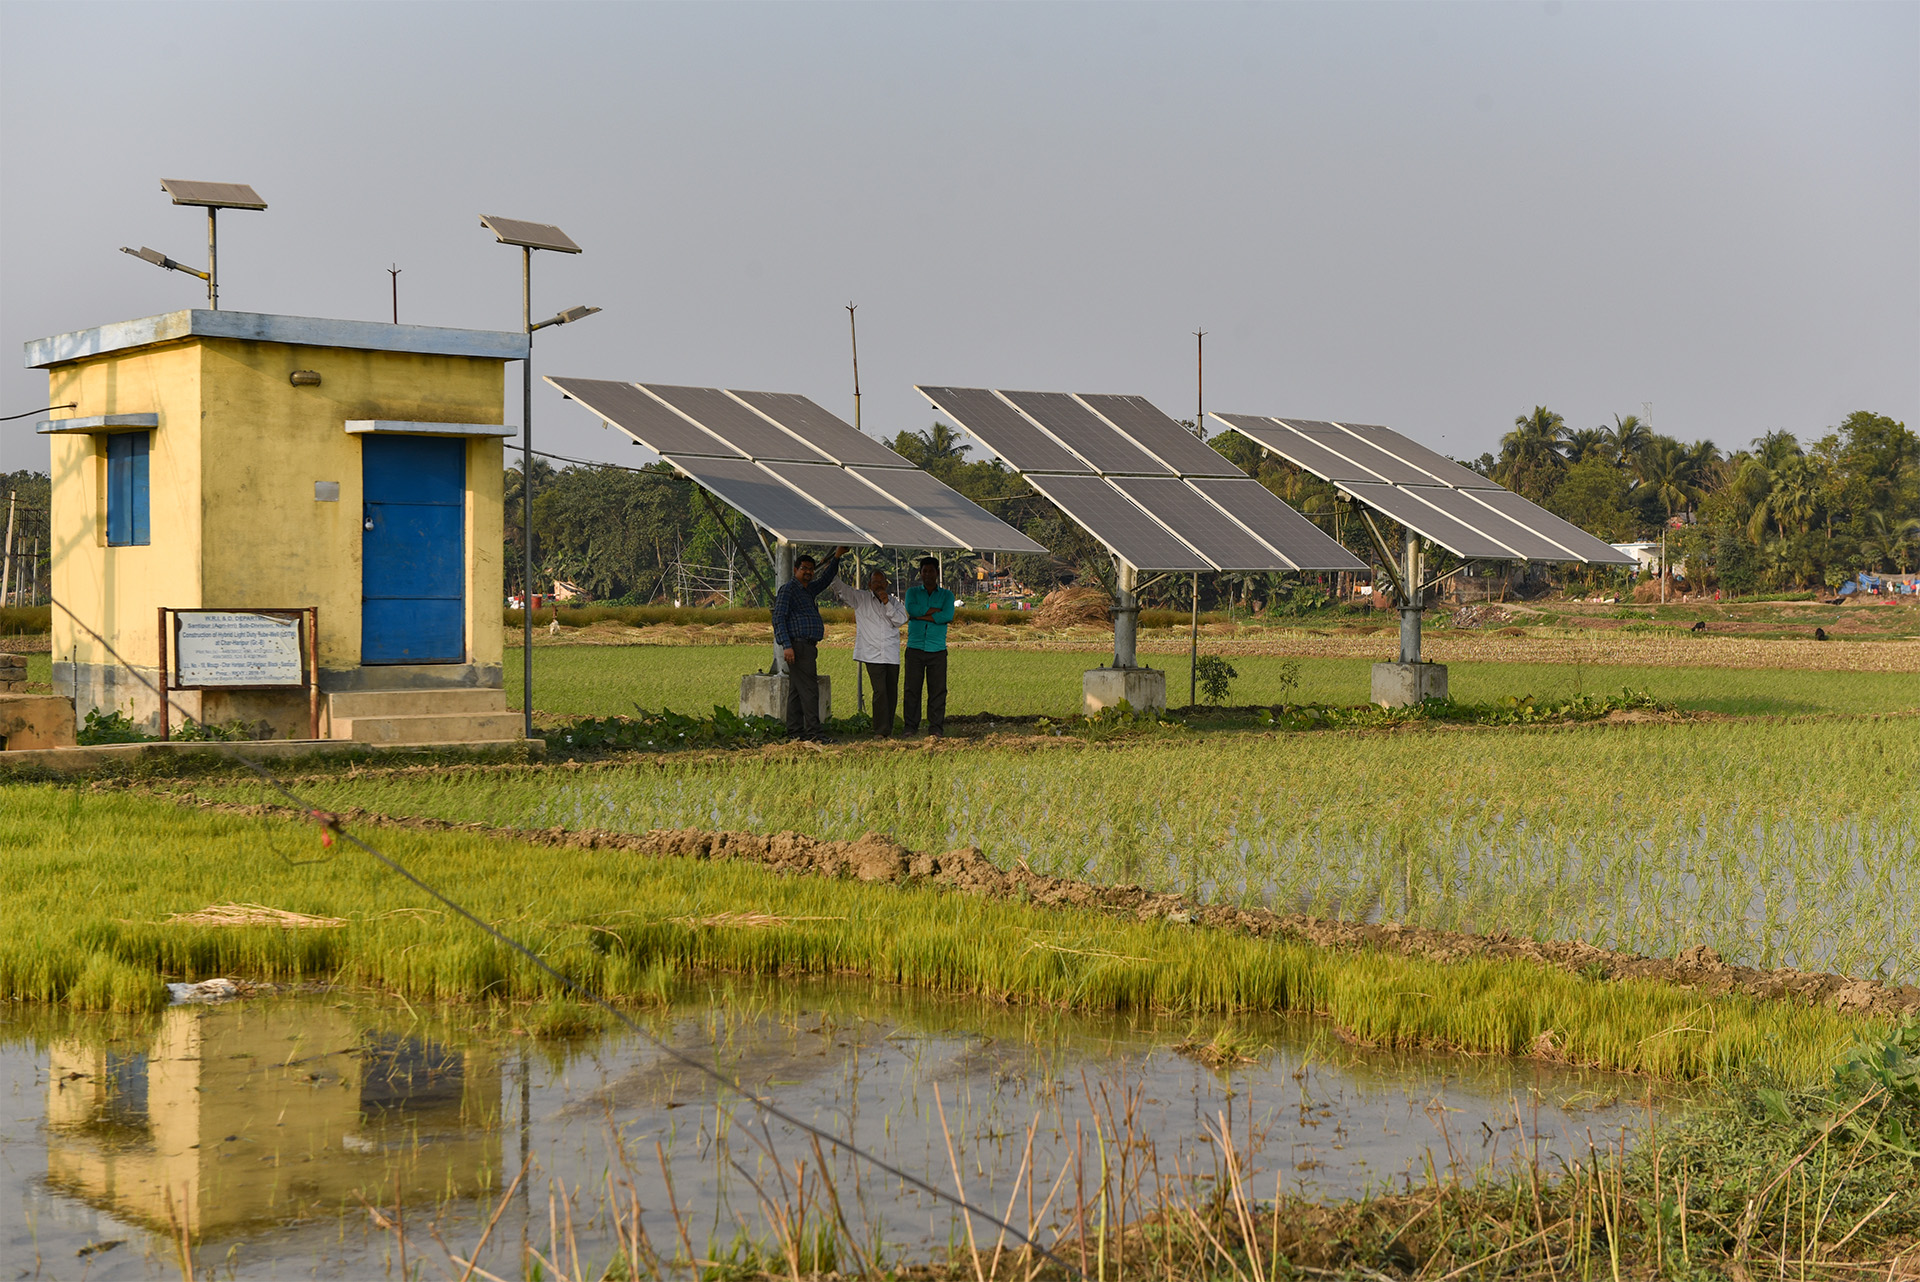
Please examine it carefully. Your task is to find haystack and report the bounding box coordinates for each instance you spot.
[1032,586,1111,628]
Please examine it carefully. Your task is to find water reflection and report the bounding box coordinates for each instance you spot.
[2,981,1668,1277]
[43,1002,501,1236]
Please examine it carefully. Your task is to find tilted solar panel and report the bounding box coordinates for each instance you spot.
[1332,423,1495,491]
[1281,421,1436,486]
[760,462,964,550]
[1026,475,1210,571]
[1337,482,1525,561]
[547,378,743,457]
[728,391,913,468]
[1404,485,1573,561]
[1187,478,1369,572]
[645,384,829,462]
[849,467,1048,555]
[1108,476,1284,570]
[1211,415,1385,485]
[916,386,1090,474]
[1460,489,1637,564]
[1078,395,1245,477]
[1000,390,1172,475]
[665,456,873,546]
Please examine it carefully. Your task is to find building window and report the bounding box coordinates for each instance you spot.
[106,432,150,546]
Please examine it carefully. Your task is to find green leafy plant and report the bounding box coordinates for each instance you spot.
[542,705,786,754]
[77,708,151,745]
[1194,655,1238,705]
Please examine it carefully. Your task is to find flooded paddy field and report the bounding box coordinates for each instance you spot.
[1,980,1667,1279]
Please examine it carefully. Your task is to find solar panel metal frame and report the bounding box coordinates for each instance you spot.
[1024,474,1211,572]
[1187,478,1370,572]
[727,391,914,468]
[642,384,832,463]
[1106,476,1290,570]
[848,467,1048,555]
[1076,394,1246,477]
[999,390,1173,476]
[479,215,582,253]
[915,386,1091,474]
[546,377,745,457]
[1281,420,1437,486]
[664,456,874,547]
[759,462,965,550]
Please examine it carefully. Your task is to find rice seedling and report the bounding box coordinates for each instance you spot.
[0,786,1886,1083]
[179,714,1920,985]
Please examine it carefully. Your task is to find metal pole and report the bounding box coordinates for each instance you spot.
[390,265,401,324]
[206,208,218,309]
[1399,530,1422,665]
[0,491,14,606]
[30,537,39,605]
[1113,561,1139,669]
[772,541,794,675]
[848,304,865,716]
[521,247,535,737]
[157,608,170,741]
[1188,573,1199,706]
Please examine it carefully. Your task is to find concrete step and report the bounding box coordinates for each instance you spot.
[328,687,507,719]
[331,712,525,746]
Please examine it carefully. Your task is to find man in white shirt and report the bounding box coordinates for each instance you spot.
[831,564,911,737]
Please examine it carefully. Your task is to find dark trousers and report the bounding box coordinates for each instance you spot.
[902,647,947,734]
[784,639,822,736]
[865,662,900,737]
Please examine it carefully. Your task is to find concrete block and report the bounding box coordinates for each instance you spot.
[1371,662,1449,707]
[739,673,832,723]
[0,694,78,750]
[1082,666,1166,717]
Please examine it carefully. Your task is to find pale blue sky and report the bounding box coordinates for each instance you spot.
[3,1,1914,475]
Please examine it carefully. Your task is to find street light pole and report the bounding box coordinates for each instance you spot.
[522,246,534,737]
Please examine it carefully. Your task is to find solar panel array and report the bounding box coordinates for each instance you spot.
[546,378,1044,554]
[916,387,1365,574]
[1211,414,1634,565]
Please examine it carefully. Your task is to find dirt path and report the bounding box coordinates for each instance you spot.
[151,790,1920,1019]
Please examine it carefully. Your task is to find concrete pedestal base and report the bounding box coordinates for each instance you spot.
[1371,662,1448,707]
[1082,666,1166,717]
[0,694,78,750]
[739,673,832,723]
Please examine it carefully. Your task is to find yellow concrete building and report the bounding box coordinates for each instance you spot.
[28,309,528,743]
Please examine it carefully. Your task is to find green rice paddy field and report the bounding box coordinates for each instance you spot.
[185,715,1920,986]
[500,643,1920,717]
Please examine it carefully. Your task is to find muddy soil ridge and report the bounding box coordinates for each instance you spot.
[159,793,1920,1020]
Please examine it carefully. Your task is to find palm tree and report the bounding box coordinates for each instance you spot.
[914,421,969,464]
[1497,407,1568,499]
[1632,440,1702,524]
[1564,428,1609,465]
[1861,510,1920,574]
[1606,414,1653,468]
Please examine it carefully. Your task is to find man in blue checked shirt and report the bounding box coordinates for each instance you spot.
[772,546,846,741]
[902,556,957,737]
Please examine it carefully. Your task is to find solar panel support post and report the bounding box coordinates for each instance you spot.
[1399,530,1423,665]
[772,541,794,676]
[1113,561,1139,669]
[521,246,534,738]
[205,207,218,310]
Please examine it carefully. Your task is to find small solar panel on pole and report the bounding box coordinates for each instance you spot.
[119,180,266,310]
[481,215,600,737]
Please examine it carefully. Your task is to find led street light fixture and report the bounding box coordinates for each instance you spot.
[531,304,601,331]
[119,245,209,281]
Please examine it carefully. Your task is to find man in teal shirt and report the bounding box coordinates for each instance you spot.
[902,556,956,737]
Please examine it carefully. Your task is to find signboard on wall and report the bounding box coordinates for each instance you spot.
[173,612,305,687]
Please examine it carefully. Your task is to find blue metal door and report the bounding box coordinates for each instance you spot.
[362,434,466,664]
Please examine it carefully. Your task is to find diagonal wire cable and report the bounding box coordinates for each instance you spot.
[45,595,1083,1277]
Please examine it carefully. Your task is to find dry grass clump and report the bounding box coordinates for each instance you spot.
[164,902,345,928]
[1032,586,1111,628]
